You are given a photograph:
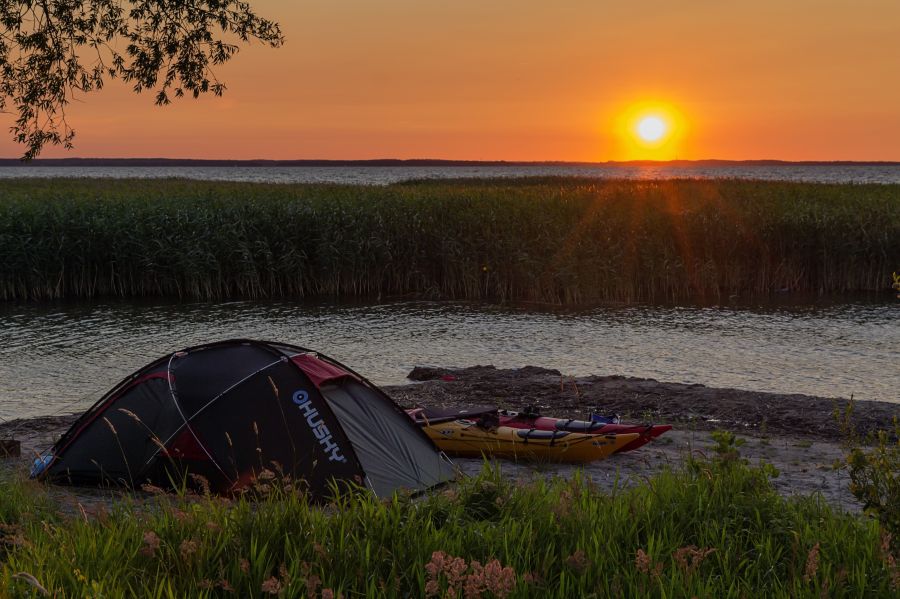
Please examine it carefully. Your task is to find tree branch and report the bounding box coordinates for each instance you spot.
[0,0,283,159]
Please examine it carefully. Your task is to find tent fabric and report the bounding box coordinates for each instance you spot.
[289,353,355,388]
[37,340,454,498]
[321,380,455,497]
[48,374,182,486]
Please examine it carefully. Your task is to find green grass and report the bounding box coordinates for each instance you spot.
[1,456,897,597]
[0,177,897,303]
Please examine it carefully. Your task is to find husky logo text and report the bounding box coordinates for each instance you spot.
[292,390,347,463]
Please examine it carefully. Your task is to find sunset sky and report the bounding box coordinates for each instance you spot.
[3,0,899,161]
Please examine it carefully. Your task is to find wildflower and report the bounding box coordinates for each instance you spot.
[426,550,447,575]
[140,483,165,495]
[552,489,573,519]
[205,521,222,533]
[313,542,328,560]
[257,469,276,481]
[635,549,651,574]
[305,574,322,595]
[199,579,214,590]
[523,571,542,585]
[463,560,484,598]
[673,545,716,576]
[425,551,446,596]
[260,576,282,594]
[189,473,211,496]
[140,530,161,557]
[217,579,235,592]
[424,551,516,599]
[447,555,468,593]
[278,563,291,586]
[482,559,516,598]
[803,543,820,583]
[635,549,663,577]
[565,549,590,573]
[321,589,335,599]
[179,538,199,559]
[239,558,250,574]
[170,507,188,522]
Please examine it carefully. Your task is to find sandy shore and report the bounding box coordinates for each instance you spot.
[2,366,897,512]
[389,366,899,512]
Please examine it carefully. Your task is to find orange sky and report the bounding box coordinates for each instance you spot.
[3,0,899,161]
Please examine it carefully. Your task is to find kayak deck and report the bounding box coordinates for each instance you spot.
[498,413,672,453]
[422,420,639,463]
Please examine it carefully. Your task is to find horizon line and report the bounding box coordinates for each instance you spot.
[1,158,899,167]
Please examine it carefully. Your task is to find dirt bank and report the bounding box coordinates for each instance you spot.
[2,366,897,512]
[394,365,899,441]
[387,365,899,513]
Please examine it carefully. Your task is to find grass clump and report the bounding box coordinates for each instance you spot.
[837,401,900,554]
[1,452,898,597]
[846,422,900,548]
[0,177,897,303]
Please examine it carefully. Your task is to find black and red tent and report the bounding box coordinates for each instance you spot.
[33,340,455,498]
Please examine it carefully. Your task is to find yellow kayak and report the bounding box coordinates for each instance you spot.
[422,420,639,463]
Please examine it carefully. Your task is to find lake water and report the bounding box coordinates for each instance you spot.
[0,164,898,184]
[1,298,896,420]
[1,165,897,420]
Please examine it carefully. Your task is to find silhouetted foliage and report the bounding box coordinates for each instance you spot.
[0,1,283,158]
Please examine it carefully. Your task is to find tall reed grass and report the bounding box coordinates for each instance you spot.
[0,177,897,303]
[1,456,896,597]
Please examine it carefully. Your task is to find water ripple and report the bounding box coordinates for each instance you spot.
[0,299,898,420]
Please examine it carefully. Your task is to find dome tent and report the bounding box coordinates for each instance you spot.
[33,340,455,498]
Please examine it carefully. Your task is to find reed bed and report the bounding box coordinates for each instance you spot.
[1,456,896,597]
[0,177,897,303]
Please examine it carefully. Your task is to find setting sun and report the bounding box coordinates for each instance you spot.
[636,116,667,142]
[609,101,687,160]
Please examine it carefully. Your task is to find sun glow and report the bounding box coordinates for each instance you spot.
[610,101,687,160]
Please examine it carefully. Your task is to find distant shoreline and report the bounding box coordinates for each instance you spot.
[1,158,899,167]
